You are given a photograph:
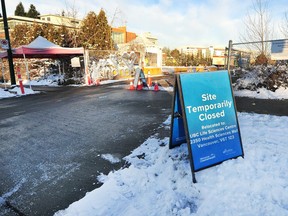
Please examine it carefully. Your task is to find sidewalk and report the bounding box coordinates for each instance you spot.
[235,96,288,116]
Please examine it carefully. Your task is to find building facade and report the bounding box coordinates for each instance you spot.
[0,14,162,68]
[0,15,138,46]
[0,15,80,39]
[111,26,136,44]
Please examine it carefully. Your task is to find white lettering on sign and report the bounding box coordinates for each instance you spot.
[201,93,216,101]
[185,93,233,121]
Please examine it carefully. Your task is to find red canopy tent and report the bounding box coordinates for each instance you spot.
[0,36,90,85]
[0,36,84,58]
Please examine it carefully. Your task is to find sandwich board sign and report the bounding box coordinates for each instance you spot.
[134,67,147,88]
[169,70,244,183]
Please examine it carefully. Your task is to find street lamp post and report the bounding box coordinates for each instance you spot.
[1,0,16,86]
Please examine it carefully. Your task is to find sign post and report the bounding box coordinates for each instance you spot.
[170,70,244,183]
[1,0,16,85]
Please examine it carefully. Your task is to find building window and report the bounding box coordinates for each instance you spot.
[112,32,124,44]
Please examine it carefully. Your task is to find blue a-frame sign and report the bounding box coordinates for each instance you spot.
[169,70,244,183]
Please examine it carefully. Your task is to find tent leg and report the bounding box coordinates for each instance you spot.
[23,53,32,90]
[58,60,61,76]
[62,62,65,77]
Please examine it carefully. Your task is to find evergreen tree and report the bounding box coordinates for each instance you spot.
[14,2,26,17]
[27,23,45,39]
[11,22,75,48]
[54,26,72,47]
[162,47,171,56]
[171,49,180,65]
[42,23,58,42]
[96,9,113,50]
[11,23,30,46]
[70,29,81,48]
[79,11,99,49]
[27,4,40,18]
[79,9,114,50]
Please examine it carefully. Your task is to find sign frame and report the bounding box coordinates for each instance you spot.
[170,70,244,183]
[169,78,186,149]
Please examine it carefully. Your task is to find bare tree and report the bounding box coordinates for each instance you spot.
[110,7,126,27]
[280,12,288,38]
[64,0,78,19]
[53,0,80,47]
[240,0,273,56]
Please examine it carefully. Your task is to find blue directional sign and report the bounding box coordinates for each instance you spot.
[169,70,244,183]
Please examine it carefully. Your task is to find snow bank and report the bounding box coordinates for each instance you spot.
[24,74,64,86]
[55,113,288,216]
[0,88,16,98]
[232,65,288,94]
[0,87,39,99]
[234,86,288,99]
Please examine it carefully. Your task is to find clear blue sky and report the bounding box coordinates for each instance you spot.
[5,0,287,48]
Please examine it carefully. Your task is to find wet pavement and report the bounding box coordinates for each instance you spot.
[0,83,172,215]
[0,78,287,216]
[235,96,288,116]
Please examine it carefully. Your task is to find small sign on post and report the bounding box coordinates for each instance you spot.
[0,39,9,50]
[71,57,81,67]
[170,70,244,183]
[271,40,288,60]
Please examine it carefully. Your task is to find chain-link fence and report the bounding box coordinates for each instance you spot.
[227,39,288,91]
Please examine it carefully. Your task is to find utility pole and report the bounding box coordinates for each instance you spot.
[1,0,16,86]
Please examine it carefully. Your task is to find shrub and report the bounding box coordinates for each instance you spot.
[232,64,288,91]
[255,53,268,65]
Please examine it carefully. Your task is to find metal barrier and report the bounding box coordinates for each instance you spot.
[226,38,288,72]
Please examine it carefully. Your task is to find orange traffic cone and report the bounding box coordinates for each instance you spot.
[136,80,143,90]
[154,81,159,92]
[88,76,92,85]
[95,79,100,86]
[147,72,152,87]
[129,81,135,90]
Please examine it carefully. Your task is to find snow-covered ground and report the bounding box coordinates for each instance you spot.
[54,112,288,216]
[1,73,288,216]
[2,83,288,99]
[1,76,288,100]
[234,87,288,100]
[0,86,39,98]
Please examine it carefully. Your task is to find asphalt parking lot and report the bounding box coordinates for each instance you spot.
[0,83,172,215]
[1,77,287,216]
